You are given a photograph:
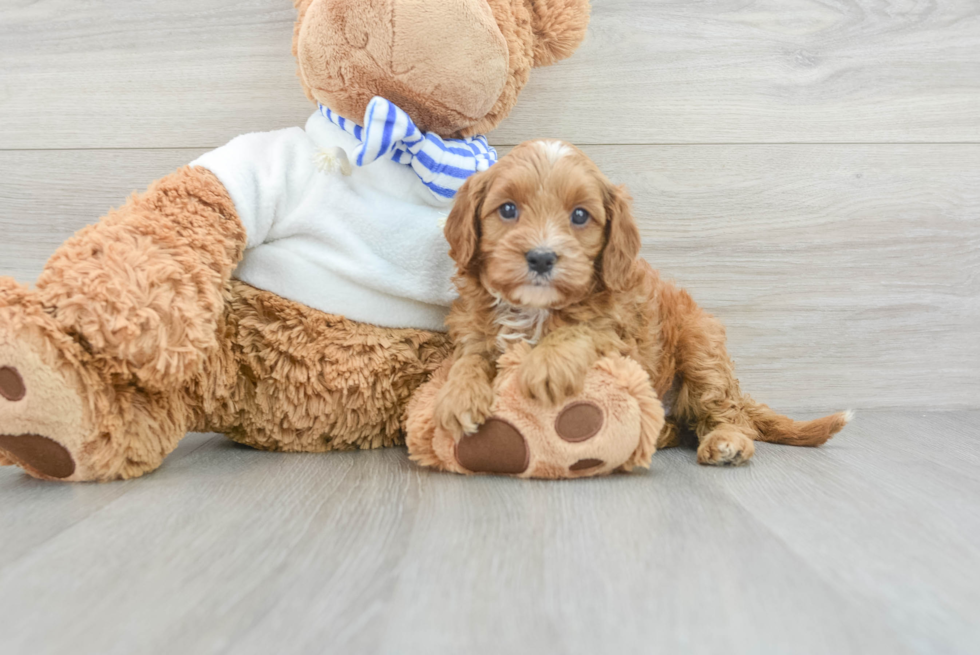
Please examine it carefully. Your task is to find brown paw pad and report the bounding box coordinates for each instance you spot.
[555,401,604,442]
[456,418,529,474]
[569,458,604,472]
[0,367,26,402]
[0,434,75,479]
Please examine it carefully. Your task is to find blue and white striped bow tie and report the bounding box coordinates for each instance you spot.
[318,97,497,201]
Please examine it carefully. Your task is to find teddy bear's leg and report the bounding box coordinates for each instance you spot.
[407,350,665,479]
[198,281,451,453]
[0,167,246,481]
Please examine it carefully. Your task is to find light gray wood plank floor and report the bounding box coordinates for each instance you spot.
[0,411,977,655]
[3,0,980,148]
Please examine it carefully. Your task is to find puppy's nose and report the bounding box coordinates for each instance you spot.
[525,249,557,274]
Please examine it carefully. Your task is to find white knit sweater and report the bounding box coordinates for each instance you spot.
[191,111,457,331]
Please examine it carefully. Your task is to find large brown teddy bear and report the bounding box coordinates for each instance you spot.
[0,0,592,482]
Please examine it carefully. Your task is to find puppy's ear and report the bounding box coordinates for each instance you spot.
[600,183,641,291]
[445,172,489,274]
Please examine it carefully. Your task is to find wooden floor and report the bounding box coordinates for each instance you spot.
[0,411,976,655]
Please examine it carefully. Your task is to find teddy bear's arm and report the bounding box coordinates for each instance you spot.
[191,127,321,251]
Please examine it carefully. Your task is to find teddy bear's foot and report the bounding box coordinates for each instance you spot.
[409,352,665,480]
[455,402,613,477]
[0,280,99,480]
[0,389,77,476]
[0,362,82,480]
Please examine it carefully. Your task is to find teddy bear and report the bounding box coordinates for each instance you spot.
[0,0,660,483]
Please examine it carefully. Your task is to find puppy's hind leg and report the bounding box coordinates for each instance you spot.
[670,312,756,466]
[661,287,849,465]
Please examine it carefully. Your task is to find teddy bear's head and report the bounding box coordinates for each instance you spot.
[292,0,590,139]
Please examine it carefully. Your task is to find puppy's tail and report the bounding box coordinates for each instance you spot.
[743,399,853,447]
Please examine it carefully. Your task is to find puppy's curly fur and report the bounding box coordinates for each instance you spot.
[436,140,850,466]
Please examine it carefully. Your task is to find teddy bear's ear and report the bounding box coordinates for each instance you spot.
[527,0,591,68]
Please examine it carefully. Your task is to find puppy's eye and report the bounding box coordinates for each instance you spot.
[571,208,591,226]
[498,203,519,221]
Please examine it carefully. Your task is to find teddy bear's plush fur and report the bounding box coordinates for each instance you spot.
[0,168,450,481]
[0,0,591,481]
[292,0,590,137]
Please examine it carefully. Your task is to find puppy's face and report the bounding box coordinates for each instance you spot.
[446,140,640,309]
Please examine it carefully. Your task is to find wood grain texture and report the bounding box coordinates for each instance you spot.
[0,433,216,564]
[0,149,206,276]
[2,146,976,410]
[1,0,979,149]
[0,411,977,655]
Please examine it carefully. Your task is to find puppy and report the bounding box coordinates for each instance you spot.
[435,140,850,466]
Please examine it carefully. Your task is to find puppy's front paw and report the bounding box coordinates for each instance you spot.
[435,376,495,440]
[518,348,591,406]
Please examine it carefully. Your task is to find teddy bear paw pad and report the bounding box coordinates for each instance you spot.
[554,401,604,442]
[569,458,604,472]
[0,366,26,402]
[0,434,75,479]
[0,364,77,479]
[455,418,529,474]
[0,333,88,480]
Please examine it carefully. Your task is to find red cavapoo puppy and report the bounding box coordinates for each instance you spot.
[435,140,850,465]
